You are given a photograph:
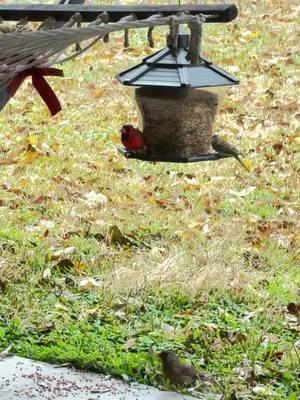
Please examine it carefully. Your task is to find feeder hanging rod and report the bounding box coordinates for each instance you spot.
[0,4,238,24]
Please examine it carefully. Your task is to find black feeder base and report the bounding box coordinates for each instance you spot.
[118,147,232,163]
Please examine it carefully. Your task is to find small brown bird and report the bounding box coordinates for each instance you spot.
[157,350,198,385]
[211,134,249,171]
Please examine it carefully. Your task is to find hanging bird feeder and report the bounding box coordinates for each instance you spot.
[117,16,239,163]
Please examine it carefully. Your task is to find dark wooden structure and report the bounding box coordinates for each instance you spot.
[0,4,238,24]
[0,3,240,164]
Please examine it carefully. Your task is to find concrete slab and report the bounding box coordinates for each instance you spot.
[0,356,198,400]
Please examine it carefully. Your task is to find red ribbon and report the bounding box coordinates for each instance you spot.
[7,67,64,116]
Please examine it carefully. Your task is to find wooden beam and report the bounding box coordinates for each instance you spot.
[0,4,238,24]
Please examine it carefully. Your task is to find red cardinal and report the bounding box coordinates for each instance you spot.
[120,125,145,151]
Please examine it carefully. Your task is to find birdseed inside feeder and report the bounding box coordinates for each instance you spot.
[117,20,239,163]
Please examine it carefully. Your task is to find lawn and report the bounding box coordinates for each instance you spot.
[0,0,299,399]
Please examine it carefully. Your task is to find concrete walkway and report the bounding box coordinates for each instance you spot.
[0,356,198,400]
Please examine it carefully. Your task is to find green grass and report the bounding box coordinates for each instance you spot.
[1,291,299,398]
[0,0,300,399]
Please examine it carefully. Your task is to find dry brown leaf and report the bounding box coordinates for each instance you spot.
[42,267,52,279]
[243,251,262,269]
[84,191,108,206]
[114,310,126,319]
[211,339,226,352]
[175,310,193,317]
[154,198,183,211]
[287,303,300,321]
[51,247,76,260]
[54,302,69,312]
[54,259,75,271]
[73,261,87,274]
[272,142,284,153]
[160,322,175,335]
[52,175,80,188]
[285,303,300,332]
[123,338,136,351]
[0,280,6,293]
[89,86,107,100]
[0,157,19,166]
[33,195,51,204]
[0,185,24,195]
[33,323,55,333]
[270,351,284,361]
[78,278,101,292]
[108,225,129,245]
[252,386,268,396]
[229,186,256,197]
[62,231,82,240]
[43,229,49,238]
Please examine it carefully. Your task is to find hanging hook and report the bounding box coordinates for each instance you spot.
[167,16,179,55]
[146,13,163,48]
[119,14,137,48]
[186,14,205,65]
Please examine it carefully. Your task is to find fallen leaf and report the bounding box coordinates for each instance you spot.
[285,303,300,332]
[245,369,256,386]
[243,251,262,269]
[227,65,239,73]
[241,30,261,40]
[211,339,226,352]
[84,191,108,206]
[40,219,55,229]
[54,302,69,311]
[0,280,6,292]
[262,333,280,344]
[123,338,136,351]
[33,323,55,333]
[27,135,38,146]
[202,222,210,236]
[78,278,101,292]
[42,267,52,279]
[287,303,300,321]
[89,86,107,100]
[73,261,87,273]
[51,247,76,260]
[272,142,284,153]
[229,186,256,197]
[54,259,74,271]
[252,385,267,395]
[43,229,49,238]
[114,309,126,319]
[22,143,43,163]
[108,225,129,245]
[160,322,175,335]
[270,351,284,361]
[0,157,19,165]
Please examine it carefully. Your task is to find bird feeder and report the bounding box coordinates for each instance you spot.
[117,19,239,163]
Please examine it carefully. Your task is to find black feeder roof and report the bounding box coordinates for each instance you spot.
[117,33,239,88]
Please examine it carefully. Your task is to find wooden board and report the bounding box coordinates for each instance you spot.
[0,4,238,23]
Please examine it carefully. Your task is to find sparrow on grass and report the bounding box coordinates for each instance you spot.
[157,350,198,385]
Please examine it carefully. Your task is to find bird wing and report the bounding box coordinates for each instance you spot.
[220,142,240,156]
[177,364,198,379]
[212,137,241,156]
